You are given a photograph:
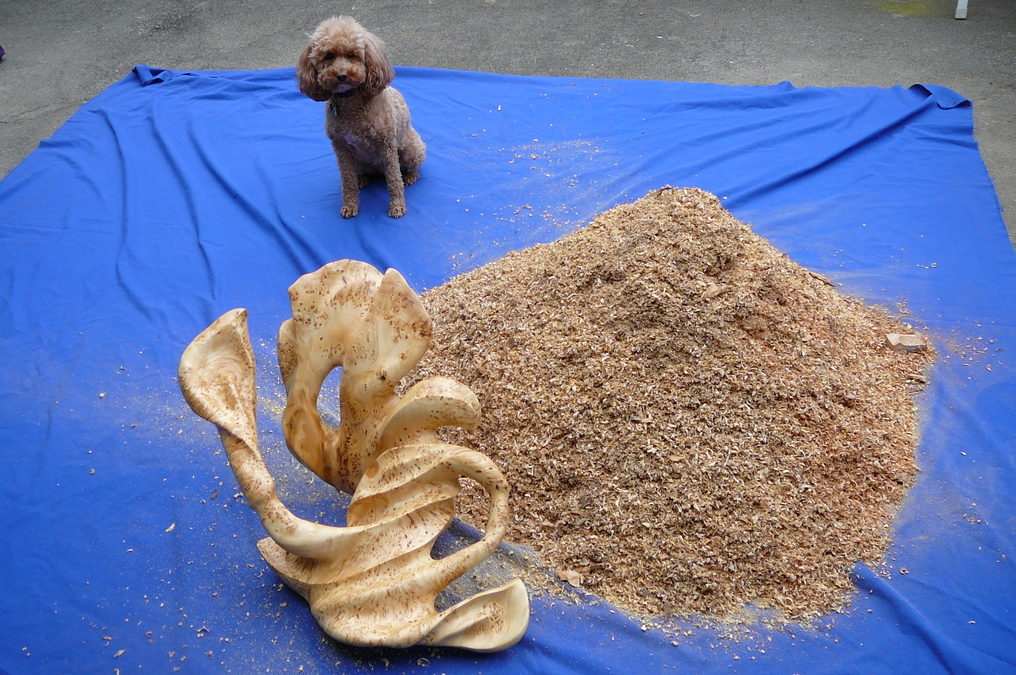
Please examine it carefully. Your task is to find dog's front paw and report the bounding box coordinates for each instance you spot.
[402,171,419,187]
[340,203,359,218]
[388,202,407,218]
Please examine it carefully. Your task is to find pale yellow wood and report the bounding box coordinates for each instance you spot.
[179,260,529,652]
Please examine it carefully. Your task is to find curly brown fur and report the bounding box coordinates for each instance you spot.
[297,16,426,218]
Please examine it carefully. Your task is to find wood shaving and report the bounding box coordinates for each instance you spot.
[411,187,935,621]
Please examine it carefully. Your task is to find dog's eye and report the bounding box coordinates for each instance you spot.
[347,51,358,59]
[323,52,336,61]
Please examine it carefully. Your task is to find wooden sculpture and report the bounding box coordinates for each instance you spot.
[178,260,529,652]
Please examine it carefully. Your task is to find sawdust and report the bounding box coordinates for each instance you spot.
[411,187,934,621]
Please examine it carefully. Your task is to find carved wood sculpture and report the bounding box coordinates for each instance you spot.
[178,260,529,652]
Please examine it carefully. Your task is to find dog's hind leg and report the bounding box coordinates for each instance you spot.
[399,127,426,187]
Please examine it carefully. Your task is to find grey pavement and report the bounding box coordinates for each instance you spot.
[2,0,1014,245]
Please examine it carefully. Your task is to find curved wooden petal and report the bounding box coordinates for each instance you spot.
[334,267,434,489]
[179,309,362,560]
[424,579,531,652]
[342,267,433,391]
[178,308,258,451]
[278,260,384,488]
[279,259,383,390]
[378,376,481,451]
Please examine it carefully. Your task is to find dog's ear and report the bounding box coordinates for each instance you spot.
[361,30,395,97]
[297,44,332,101]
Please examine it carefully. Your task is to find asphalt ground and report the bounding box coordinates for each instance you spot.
[2,0,1014,243]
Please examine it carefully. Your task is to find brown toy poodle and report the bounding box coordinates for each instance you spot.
[297,17,426,219]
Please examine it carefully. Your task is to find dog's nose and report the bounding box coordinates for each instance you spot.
[335,72,347,83]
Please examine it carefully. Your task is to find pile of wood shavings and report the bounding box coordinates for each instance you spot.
[411,187,934,621]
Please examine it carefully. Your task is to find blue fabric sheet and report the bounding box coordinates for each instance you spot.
[1,65,1014,675]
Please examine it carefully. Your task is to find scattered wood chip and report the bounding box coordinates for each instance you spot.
[886,333,929,352]
[556,569,584,587]
[809,270,835,286]
[702,284,729,300]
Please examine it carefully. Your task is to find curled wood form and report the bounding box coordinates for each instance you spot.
[179,261,529,652]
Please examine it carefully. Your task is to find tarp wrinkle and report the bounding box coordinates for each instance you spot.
[909,84,972,110]
[132,64,171,86]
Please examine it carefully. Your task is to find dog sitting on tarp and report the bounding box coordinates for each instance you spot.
[297,17,426,219]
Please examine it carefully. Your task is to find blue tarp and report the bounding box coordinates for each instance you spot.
[1,65,1014,674]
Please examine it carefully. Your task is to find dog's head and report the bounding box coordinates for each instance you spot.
[297,16,395,102]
